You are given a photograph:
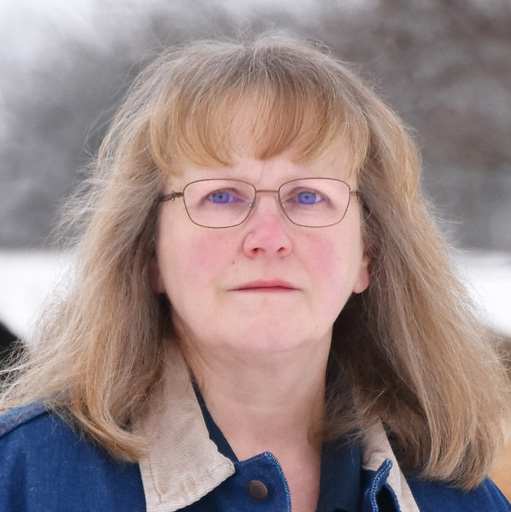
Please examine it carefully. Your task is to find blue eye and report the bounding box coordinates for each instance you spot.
[209,191,233,204]
[296,191,322,204]
[206,189,247,205]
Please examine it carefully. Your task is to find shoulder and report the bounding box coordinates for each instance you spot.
[0,402,49,437]
[408,477,511,511]
[0,403,146,511]
[0,402,91,459]
[0,402,69,457]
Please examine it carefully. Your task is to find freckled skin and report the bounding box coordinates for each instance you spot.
[152,154,370,359]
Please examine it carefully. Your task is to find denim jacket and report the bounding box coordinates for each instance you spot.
[1,349,509,511]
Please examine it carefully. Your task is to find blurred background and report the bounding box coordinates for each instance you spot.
[0,0,510,344]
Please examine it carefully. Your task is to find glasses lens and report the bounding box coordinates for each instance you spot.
[183,179,255,227]
[278,178,351,227]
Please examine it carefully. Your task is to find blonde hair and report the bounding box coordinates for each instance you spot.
[1,36,509,490]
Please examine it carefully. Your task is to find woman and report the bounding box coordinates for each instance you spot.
[1,36,510,511]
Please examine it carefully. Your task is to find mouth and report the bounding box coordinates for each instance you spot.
[232,280,298,292]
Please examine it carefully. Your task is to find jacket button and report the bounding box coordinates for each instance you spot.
[247,479,269,501]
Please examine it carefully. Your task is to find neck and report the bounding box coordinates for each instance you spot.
[182,341,329,512]
[186,343,329,460]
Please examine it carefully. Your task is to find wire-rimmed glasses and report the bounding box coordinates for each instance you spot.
[159,177,360,228]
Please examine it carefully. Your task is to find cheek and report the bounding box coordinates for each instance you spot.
[299,228,366,295]
[158,229,233,291]
[184,232,235,274]
[303,234,339,276]
[299,230,346,272]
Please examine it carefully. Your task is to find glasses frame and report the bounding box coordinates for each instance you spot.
[159,178,361,229]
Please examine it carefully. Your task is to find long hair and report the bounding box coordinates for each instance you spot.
[1,36,509,489]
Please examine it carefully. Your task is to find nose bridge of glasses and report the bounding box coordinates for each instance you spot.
[243,188,290,227]
[249,188,286,214]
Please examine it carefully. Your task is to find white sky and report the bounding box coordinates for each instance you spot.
[0,0,99,64]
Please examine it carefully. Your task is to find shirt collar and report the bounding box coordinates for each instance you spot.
[134,344,235,512]
[194,382,239,462]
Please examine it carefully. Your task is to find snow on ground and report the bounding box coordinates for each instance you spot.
[0,250,74,341]
[0,249,509,343]
[453,250,511,337]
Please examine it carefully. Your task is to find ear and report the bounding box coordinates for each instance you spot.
[353,253,370,294]
[148,255,166,293]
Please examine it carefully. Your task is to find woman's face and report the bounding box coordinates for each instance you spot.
[152,150,370,360]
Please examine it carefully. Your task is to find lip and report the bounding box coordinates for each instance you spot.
[232,280,298,292]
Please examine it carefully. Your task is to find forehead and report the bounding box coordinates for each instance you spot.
[169,144,358,189]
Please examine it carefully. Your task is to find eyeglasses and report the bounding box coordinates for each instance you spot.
[159,178,360,228]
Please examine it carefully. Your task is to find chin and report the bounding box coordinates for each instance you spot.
[229,328,318,355]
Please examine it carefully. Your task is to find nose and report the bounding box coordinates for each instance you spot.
[241,194,293,257]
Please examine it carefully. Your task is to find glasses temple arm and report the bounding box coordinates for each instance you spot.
[159,192,184,203]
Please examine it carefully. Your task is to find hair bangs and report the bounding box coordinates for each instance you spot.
[147,44,371,176]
